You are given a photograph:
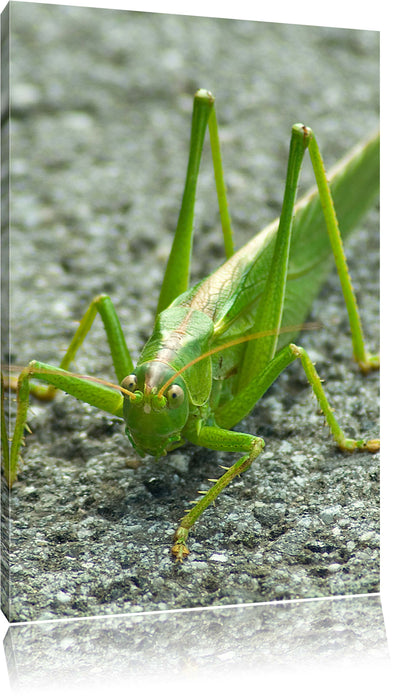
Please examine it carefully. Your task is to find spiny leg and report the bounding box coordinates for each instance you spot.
[5,293,133,402]
[172,341,379,561]
[156,89,234,315]
[306,132,379,373]
[4,361,125,487]
[217,342,379,453]
[238,124,312,388]
[172,425,264,561]
[3,293,133,484]
[239,124,379,392]
[289,343,379,451]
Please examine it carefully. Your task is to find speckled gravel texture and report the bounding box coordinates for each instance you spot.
[2,3,379,622]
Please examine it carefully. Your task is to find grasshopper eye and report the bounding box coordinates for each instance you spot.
[166,384,184,408]
[120,374,137,394]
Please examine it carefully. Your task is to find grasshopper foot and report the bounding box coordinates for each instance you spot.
[172,527,190,562]
[364,438,380,453]
[339,437,380,453]
[358,354,380,374]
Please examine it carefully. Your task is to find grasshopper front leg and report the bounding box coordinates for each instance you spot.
[172,425,264,561]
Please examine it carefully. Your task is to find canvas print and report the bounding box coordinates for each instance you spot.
[1,1,379,622]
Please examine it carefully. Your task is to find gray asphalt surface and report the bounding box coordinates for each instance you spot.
[2,3,379,621]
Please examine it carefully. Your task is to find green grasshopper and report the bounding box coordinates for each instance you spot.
[2,89,379,561]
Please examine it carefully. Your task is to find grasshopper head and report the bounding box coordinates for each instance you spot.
[120,361,189,458]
